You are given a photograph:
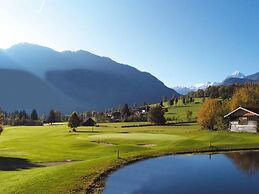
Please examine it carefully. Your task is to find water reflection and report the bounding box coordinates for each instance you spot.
[103,151,259,194]
[225,151,259,175]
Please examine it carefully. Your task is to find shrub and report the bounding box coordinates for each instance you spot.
[148,105,166,125]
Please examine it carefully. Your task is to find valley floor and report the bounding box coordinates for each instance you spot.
[1,123,259,193]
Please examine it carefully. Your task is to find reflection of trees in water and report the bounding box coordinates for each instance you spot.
[226,151,259,175]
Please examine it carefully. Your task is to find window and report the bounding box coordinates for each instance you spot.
[239,117,248,125]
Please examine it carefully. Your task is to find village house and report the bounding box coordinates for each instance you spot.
[224,107,259,133]
[81,117,96,126]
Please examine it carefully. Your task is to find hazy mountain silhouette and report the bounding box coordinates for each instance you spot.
[0,43,178,113]
[246,72,259,81]
[0,69,78,113]
[222,77,255,85]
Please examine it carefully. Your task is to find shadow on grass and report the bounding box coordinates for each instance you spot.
[166,122,196,126]
[0,156,41,171]
[76,130,100,133]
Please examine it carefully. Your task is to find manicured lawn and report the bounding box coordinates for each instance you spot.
[1,123,259,193]
[155,98,204,122]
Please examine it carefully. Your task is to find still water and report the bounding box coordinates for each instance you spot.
[103,151,259,194]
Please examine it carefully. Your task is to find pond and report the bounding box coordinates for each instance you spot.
[103,151,259,194]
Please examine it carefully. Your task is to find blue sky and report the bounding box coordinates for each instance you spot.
[0,0,259,86]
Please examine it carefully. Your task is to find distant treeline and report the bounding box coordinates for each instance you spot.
[185,83,259,99]
[1,109,62,126]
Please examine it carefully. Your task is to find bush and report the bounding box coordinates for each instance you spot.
[10,119,43,126]
[148,105,166,125]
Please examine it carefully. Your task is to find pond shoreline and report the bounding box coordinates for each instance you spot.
[85,146,259,194]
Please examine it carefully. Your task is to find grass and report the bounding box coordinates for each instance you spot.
[154,98,204,122]
[2,122,259,193]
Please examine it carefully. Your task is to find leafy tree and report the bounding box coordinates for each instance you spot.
[197,89,205,98]
[230,84,259,110]
[148,105,166,125]
[197,99,222,130]
[48,109,56,124]
[68,112,80,132]
[31,109,38,120]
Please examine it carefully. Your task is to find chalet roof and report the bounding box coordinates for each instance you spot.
[224,107,259,118]
[82,117,95,122]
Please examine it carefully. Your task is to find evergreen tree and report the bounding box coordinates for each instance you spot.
[68,112,80,132]
[160,101,164,107]
[48,109,56,124]
[31,109,38,120]
[121,104,130,120]
[54,111,62,122]
[175,98,178,106]
[182,97,186,105]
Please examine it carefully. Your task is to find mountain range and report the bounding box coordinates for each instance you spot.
[173,71,259,95]
[0,43,178,113]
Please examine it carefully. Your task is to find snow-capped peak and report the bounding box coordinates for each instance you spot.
[230,70,245,78]
[172,82,219,95]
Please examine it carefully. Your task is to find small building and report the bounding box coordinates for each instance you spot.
[224,107,259,133]
[81,118,96,126]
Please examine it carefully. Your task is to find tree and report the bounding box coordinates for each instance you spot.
[68,112,80,132]
[19,110,28,120]
[148,105,166,125]
[182,97,186,105]
[175,98,178,106]
[169,99,174,106]
[186,110,193,122]
[230,84,259,110]
[54,111,62,122]
[48,109,56,124]
[121,104,130,120]
[160,101,164,107]
[0,113,4,135]
[31,109,38,120]
[197,99,222,130]
[197,89,205,98]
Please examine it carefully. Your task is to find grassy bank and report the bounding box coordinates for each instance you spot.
[1,123,259,193]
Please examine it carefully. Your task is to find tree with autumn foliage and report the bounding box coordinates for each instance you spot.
[197,99,223,130]
[230,84,259,110]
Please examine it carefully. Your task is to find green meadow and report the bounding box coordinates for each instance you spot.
[1,121,259,193]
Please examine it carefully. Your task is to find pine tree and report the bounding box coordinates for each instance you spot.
[121,104,130,120]
[31,109,38,120]
[68,112,80,132]
[175,98,178,106]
